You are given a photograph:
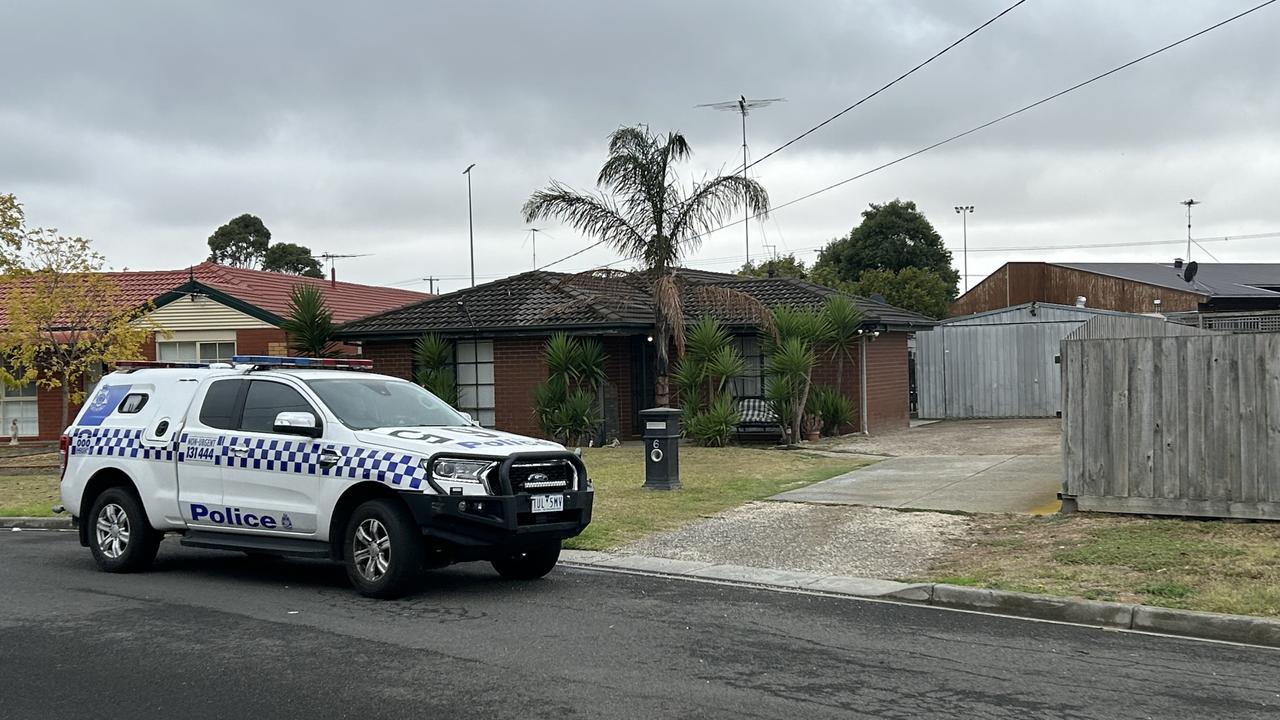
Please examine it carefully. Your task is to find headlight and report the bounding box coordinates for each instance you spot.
[423,458,494,484]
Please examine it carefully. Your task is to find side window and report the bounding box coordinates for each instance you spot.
[241,381,317,434]
[199,380,246,430]
[117,393,149,414]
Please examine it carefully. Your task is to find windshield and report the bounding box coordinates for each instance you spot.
[305,378,470,430]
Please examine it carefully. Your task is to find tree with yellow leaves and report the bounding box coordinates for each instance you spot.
[0,195,153,429]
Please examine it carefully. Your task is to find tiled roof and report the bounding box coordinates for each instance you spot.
[0,261,430,327]
[337,269,934,339]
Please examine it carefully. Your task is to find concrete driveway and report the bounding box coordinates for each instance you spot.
[773,454,1062,515]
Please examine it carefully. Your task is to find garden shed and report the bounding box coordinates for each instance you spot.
[916,302,1160,419]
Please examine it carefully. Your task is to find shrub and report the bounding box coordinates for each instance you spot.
[809,385,853,436]
[673,317,746,446]
[532,334,605,445]
[413,333,458,407]
[683,393,740,448]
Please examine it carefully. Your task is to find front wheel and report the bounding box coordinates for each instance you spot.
[490,541,561,580]
[343,498,424,599]
[88,487,161,573]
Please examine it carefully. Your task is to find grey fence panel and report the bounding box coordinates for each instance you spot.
[1062,334,1280,520]
[916,327,946,419]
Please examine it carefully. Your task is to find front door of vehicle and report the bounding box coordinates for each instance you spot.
[220,379,325,537]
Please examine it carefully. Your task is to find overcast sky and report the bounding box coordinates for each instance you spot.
[3,1,1277,294]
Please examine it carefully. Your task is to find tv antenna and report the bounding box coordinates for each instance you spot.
[697,95,785,268]
[521,228,542,268]
[1179,199,1200,261]
[319,252,372,286]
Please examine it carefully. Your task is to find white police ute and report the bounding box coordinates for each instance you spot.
[59,356,593,598]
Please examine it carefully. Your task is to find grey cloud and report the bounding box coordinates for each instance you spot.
[2,0,1277,289]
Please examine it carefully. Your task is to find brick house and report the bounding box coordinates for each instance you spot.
[336,269,934,440]
[5,262,429,440]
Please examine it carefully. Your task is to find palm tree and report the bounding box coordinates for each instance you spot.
[522,126,770,403]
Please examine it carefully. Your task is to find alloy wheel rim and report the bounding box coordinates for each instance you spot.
[95,503,130,559]
[353,518,391,582]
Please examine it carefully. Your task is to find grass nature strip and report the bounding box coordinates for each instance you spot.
[921,513,1280,618]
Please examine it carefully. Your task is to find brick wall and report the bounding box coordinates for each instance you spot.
[36,386,66,440]
[810,349,861,435]
[493,336,548,437]
[806,332,910,435]
[363,341,415,381]
[235,328,288,356]
[863,332,910,433]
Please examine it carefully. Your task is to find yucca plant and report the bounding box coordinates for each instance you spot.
[413,333,458,407]
[809,385,853,436]
[532,333,606,444]
[763,308,821,442]
[672,317,746,445]
[683,393,740,448]
[282,284,338,357]
[820,295,866,390]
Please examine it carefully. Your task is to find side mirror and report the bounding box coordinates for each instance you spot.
[274,411,321,438]
[460,411,480,427]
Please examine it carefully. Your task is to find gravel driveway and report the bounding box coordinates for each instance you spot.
[620,501,971,579]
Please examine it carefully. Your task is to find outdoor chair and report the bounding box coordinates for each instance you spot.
[734,396,786,443]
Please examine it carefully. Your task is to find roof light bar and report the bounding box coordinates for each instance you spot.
[114,360,211,369]
[231,355,374,371]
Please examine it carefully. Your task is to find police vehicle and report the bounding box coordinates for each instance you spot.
[58,356,593,598]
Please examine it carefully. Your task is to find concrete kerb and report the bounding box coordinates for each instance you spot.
[559,550,1280,649]
[0,516,74,530]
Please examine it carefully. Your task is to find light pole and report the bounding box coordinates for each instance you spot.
[954,205,974,293]
[464,163,476,287]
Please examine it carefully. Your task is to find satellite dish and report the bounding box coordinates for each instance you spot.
[1183,261,1199,283]
[869,293,887,304]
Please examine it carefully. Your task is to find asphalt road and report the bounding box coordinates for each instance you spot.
[3,531,1278,719]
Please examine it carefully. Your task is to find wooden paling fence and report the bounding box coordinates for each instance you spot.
[1061,333,1280,520]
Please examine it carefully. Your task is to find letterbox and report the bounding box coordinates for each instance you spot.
[639,407,681,491]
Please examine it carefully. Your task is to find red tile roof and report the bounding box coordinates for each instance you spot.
[0,262,431,327]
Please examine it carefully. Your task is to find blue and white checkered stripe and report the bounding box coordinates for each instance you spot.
[70,427,176,462]
[209,436,429,490]
[73,427,429,490]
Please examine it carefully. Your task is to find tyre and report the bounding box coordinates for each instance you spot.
[343,498,424,599]
[87,487,162,573]
[490,540,561,580]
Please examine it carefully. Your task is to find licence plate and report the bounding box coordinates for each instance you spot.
[530,494,564,513]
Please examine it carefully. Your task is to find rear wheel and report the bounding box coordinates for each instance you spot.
[490,540,561,580]
[87,487,161,573]
[343,498,424,599]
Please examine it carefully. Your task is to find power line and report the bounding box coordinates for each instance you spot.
[706,0,1279,239]
[537,0,1276,274]
[740,0,1029,173]
[679,231,1278,267]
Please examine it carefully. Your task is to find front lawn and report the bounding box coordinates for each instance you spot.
[567,446,874,551]
[921,514,1280,618]
[0,474,61,517]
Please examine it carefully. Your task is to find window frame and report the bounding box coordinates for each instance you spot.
[239,379,322,436]
[197,379,248,430]
[730,334,767,399]
[157,340,238,364]
[453,339,496,428]
[0,382,39,437]
[117,393,150,415]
